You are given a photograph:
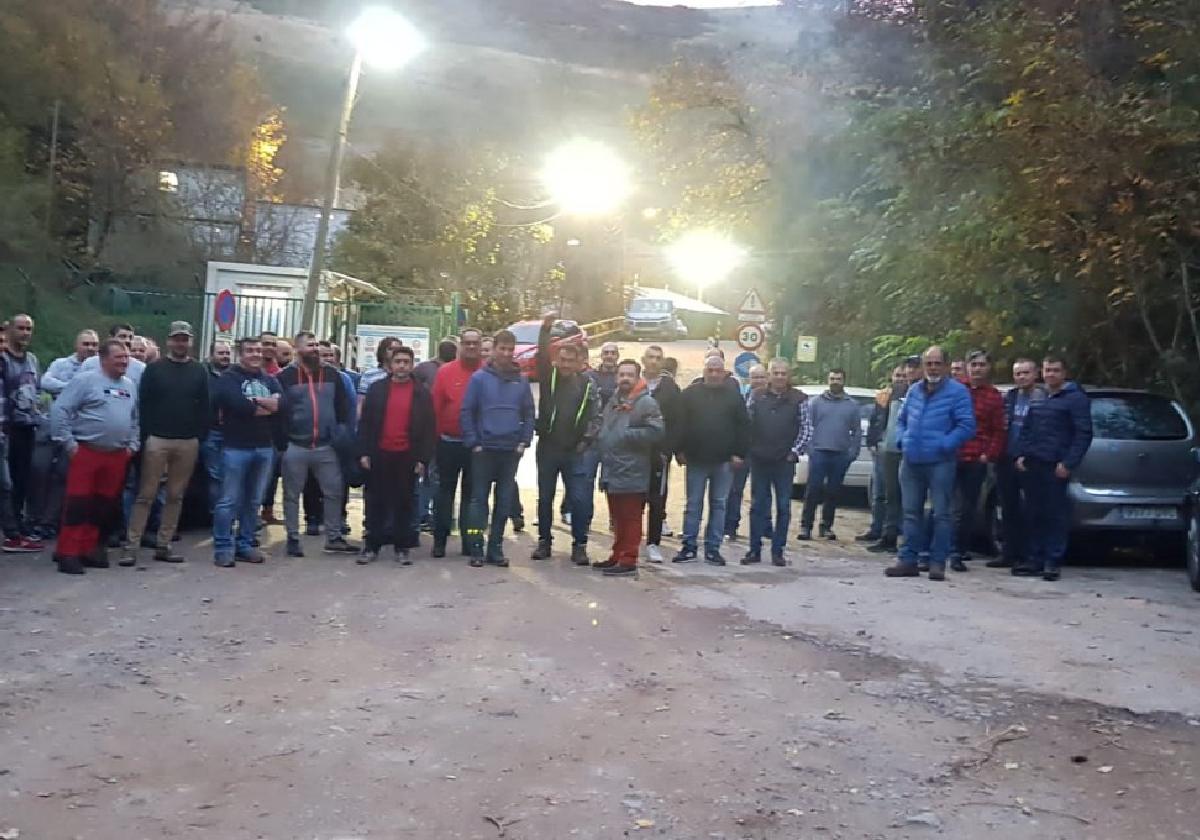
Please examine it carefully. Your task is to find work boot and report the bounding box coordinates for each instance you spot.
[56,555,86,575]
[740,551,762,565]
[530,540,552,560]
[867,537,897,554]
[286,538,304,558]
[884,563,919,578]
[571,544,590,566]
[154,546,185,564]
[855,530,881,543]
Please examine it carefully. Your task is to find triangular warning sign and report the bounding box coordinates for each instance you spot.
[738,288,766,315]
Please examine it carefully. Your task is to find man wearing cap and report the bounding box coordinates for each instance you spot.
[121,321,209,566]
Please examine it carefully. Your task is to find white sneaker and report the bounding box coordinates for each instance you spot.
[561,512,573,526]
[645,544,664,564]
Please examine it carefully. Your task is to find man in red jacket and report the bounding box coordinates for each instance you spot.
[430,327,484,557]
[951,349,1005,571]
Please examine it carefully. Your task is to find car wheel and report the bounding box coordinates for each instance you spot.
[1188,506,1200,593]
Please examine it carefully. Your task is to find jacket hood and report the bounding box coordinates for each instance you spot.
[821,389,851,401]
[613,380,648,411]
[483,361,523,383]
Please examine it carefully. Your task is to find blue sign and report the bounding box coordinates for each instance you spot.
[214,289,237,332]
[733,351,761,380]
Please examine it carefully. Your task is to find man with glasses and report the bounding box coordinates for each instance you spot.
[431,328,486,557]
[885,346,975,581]
[950,350,1005,571]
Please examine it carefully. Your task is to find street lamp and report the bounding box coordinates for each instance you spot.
[540,139,632,217]
[300,7,427,331]
[665,230,746,302]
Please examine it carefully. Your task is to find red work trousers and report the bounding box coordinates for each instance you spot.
[55,445,130,562]
[607,492,646,568]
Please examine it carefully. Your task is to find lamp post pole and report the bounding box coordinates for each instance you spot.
[301,51,363,332]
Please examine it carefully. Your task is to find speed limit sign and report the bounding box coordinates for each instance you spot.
[737,322,764,352]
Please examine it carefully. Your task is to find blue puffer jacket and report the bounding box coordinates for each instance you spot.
[460,362,535,451]
[1015,381,1093,469]
[897,378,976,464]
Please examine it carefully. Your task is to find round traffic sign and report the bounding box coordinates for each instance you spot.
[214,289,237,332]
[733,351,761,379]
[737,322,764,352]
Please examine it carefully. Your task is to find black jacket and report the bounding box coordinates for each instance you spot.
[645,374,682,456]
[672,380,749,465]
[357,376,437,465]
[213,366,282,450]
[534,321,600,452]
[139,357,209,441]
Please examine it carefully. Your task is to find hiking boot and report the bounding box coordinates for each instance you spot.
[236,549,265,564]
[949,556,968,573]
[671,548,697,563]
[796,528,812,541]
[603,564,637,577]
[154,547,185,564]
[56,555,85,575]
[324,537,359,554]
[771,552,787,567]
[395,548,412,566]
[740,551,762,566]
[855,530,881,543]
[884,563,920,578]
[214,555,236,568]
[571,545,590,566]
[705,551,726,567]
[530,540,552,561]
[927,566,946,581]
[286,538,305,558]
[867,538,897,554]
[986,557,1013,568]
[645,544,664,564]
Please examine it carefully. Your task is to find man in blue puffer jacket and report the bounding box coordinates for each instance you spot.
[1013,355,1092,581]
[460,329,534,568]
[885,346,976,581]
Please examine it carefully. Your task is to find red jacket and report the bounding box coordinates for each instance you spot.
[431,357,482,439]
[959,382,1005,463]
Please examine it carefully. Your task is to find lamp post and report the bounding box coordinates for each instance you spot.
[300,7,426,331]
[665,230,746,303]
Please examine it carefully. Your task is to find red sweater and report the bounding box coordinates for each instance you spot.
[431,357,482,439]
[380,380,414,452]
[959,382,1006,463]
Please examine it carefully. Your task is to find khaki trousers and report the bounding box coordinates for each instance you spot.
[127,436,199,550]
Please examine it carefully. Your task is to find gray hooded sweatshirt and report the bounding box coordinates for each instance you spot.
[808,390,862,459]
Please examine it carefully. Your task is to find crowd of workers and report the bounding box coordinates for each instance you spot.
[0,311,1092,581]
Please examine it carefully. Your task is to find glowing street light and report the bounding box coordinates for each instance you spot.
[540,139,632,216]
[302,7,427,330]
[665,230,746,301]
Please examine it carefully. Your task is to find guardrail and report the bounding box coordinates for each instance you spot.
[582,316,624,342]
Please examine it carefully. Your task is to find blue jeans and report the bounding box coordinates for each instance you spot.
[801,450,854,530]
[750,458,794,555]
[1020,459,1070,573]
[213,446,274,559]
[683,461,733,555]
[467,449,521,558]
[724,460,750,536]
[898,459,956,570]
[536,444,591,545]
[201,430,224,514]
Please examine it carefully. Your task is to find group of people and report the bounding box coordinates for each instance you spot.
[0,310,1093,582]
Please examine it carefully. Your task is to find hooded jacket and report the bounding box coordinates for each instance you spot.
[598,384,665,494]
[534,321,601,452]
[897,377,976,464]
[808,390,863,458]
[1014,380,1093,469]
[460,362,535,451]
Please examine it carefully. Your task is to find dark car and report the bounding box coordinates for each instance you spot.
[507,319,587,382]
[977,388,1197,560]
[1186,458,1200,591]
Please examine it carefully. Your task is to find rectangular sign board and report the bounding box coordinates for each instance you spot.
[795,335,818,363]
[357,324,431,370]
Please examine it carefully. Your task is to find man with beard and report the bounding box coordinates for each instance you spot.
[3,314,45,553]
[595,359,663,577]
[862,365,910,554]
[50,339,140,574]
[640,344,680,564]
[201,340,232,513]
[797,369,862,542]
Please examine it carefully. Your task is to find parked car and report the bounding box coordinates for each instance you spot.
[507,319,587,382]
[792,385,877,500]
[1186,462,1200,591]
[977,388,1197,561]
[624,296,680,341]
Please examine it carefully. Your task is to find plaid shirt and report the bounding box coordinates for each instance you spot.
[958,382,1005,462]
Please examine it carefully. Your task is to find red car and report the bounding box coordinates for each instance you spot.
[507,319,588,382]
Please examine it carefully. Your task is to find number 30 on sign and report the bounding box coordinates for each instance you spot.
[737,323,764,351]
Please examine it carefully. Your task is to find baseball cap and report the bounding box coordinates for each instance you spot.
[169,320,194,337]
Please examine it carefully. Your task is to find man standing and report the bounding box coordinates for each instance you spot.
[671,355,749,566]
[859,365,908,546]
[744,359,810,567]
[3,314,45,552]
[357,346,436,565]
[885,346,976,581]
[122,322,208,565]
[202,340,233,513]
[530,314,600,566]
[725,363,767,541]
[640,345,680,563]
[277,331,356,557]
[460,329,534,568]
[987,358,1043,570]
[431,329,485,558]
[595,359,664,577]
[1013,355,1092,581]
[260,331,281,377]
[950,349,1006,571]
[865,365,911,554]
[592,342,621,407]
[211,337,281,568]
[81,324,146,385]
[43,330,99,396]
[50,339,139,575]
[415,339,457,388]
[798,369,862,541]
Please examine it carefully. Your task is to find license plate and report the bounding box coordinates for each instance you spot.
[1121,507,1178,521]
